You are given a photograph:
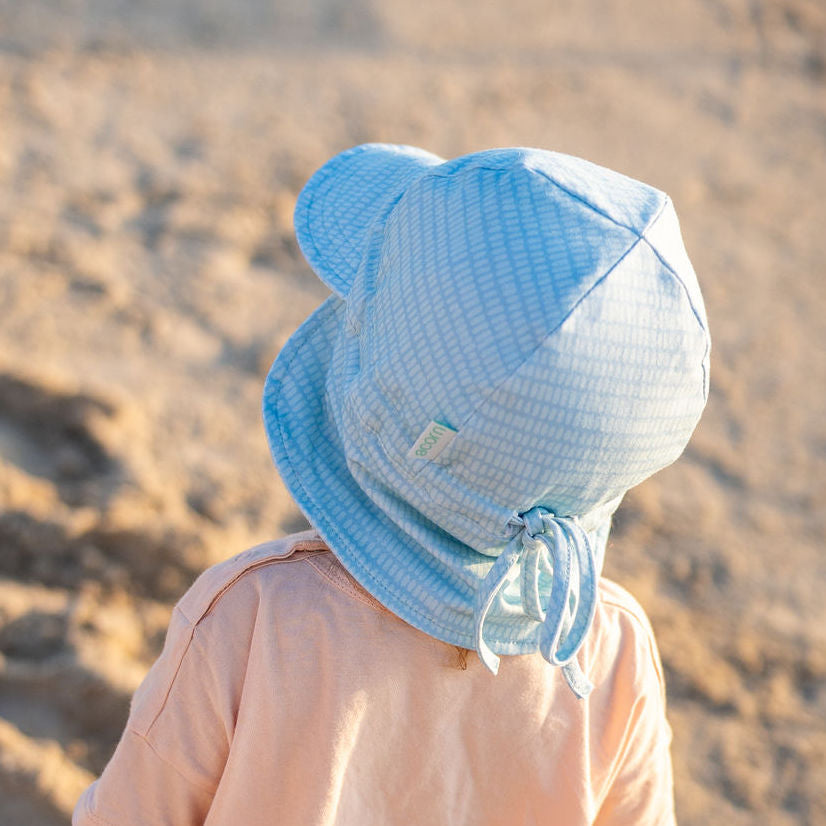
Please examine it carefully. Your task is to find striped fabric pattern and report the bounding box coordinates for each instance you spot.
[263,144,709,667]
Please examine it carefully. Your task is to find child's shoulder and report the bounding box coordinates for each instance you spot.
[593,578,667,696]
[597,578,657,637]
[174,529,329,626]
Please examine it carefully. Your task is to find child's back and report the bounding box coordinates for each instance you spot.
[74,143,709,825]
[75,531,674,826]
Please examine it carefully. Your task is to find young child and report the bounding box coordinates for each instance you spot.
[73,144,710,825]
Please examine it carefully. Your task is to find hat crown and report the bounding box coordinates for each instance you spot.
[328,149,709,551]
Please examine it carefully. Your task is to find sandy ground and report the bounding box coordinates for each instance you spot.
[0,1,825,823]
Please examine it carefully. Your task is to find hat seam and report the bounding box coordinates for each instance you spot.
[398,234,653,525]
[529,164,662,235]
[429,154,659,237]
[422,195,669,444]
[639,204,710,400]
[640,199,707,335]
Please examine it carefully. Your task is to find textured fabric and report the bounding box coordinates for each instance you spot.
[73,532,677,826]
[264,143,710,683]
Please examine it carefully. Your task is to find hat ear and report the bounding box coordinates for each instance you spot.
[293,143,444,298]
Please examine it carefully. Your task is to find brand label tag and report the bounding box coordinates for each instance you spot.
[407,420,457,461]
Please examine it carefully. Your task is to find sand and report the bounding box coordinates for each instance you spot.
[0,1,824,823]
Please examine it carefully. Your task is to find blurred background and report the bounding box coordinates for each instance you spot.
[0,1,824,823]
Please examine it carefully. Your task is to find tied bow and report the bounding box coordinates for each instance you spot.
[473,507,598,698]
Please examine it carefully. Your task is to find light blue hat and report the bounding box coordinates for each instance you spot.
[263,144,710,697]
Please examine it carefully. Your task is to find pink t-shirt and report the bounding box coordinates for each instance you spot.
[73,530,676,826]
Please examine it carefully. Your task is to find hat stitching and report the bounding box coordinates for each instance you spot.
[406,196,671,456]
[528,165,658,235]
[638,223,710,400]
[640,203,707,331]
[428,153,658,236]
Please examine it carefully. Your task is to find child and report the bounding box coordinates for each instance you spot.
[73,144,710,825]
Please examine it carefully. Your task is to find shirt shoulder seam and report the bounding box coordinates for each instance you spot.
[136,536,328,738]
[195,548,328,624]
[176,533,328,627]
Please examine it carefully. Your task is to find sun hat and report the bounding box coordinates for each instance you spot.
[263,143,710,697]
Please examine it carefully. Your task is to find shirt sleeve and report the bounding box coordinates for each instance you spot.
[592,693,676,825]
[591,605,677,826]
[71,729,215,826]
[72,573,259,826]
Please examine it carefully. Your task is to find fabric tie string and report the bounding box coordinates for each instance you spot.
[473,507,598,698]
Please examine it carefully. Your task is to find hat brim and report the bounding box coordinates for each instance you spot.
[293,143,444,298]
[263,295,549,654]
